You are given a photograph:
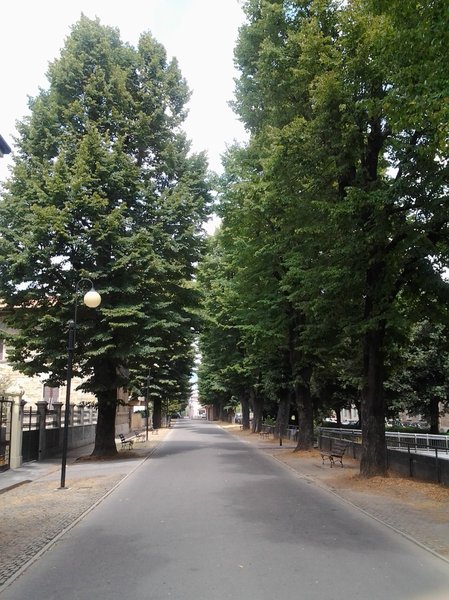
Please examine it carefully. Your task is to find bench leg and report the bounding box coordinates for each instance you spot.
[321,454,332,466]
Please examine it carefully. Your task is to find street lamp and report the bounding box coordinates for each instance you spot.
[145,369,151,441]
[145,363,159,440]
[60,279,101,489]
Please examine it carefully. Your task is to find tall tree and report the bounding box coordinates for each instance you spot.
[197,232,254,426]
[0,17,210,455]
[386,320,449,434]
[230,0,449,476]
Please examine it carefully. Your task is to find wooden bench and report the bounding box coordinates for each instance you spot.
[321,440,350,468]
[118,433,134,450]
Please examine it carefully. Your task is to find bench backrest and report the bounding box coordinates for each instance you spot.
[331,440,350,454]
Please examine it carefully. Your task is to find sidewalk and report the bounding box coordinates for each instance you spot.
[0,431,169,591]
[224,424,449,563]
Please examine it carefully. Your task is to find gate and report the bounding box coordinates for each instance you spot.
[22,406,40,462]
[0,398,13,471]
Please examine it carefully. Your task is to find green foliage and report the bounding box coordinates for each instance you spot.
[0,16,211,454]
[199,0,449,472]
[197,233,251,412]
[386,321,449,433]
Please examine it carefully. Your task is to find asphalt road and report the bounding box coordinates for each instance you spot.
[2,420,449,600]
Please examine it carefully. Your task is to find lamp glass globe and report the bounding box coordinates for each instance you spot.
[83,289,101,308]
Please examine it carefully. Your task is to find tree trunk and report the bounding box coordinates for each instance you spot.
[294,368,314,451]
[250,388,263,433]
[335,408,342,427]
[153,396,162,429]
[354,399,361,427]
[429,398,440,434]
[92,389,118,457]
[275,387,290,439]
[360,325,387,477]
[241,390,251,430]
[219,401,227,421]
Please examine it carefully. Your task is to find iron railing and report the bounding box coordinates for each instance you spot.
[318,427,449,454]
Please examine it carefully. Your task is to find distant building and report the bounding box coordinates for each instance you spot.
[187,386,203,418]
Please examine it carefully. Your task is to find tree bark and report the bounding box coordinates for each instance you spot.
[91,359,120,457]
[294,368,314,451]
[276,387,291,439]
[429,398,440,434]
[92,389,118,457]
[250,388,263,433]
[335,408,342,427]
[219,401,227,421]
[240,390,251,430]
[153,396,162,429]
[360,325,387,477]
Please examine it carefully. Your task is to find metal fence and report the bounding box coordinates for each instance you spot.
[318,427,449,453]
[260,424,299,441]
[251,424,449,485]
[385,431,449,453]
[22,405,98,430]
[318,427,449,485]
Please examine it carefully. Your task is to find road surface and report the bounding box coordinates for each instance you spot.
[2,420,449,600]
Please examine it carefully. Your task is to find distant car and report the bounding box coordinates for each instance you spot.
[170,413,182,419]
[408,421,429,429]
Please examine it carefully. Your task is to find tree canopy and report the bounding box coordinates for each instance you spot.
[198,0,449,476]
[0,16,211,455]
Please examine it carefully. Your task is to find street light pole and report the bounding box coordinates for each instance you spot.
[145,363,159,440]
[60,279,101,489]
[145,369,151,441]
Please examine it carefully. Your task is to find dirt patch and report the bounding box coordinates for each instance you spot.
[338,472,449,501]
[76,452,139,461]
[74,429,170,462]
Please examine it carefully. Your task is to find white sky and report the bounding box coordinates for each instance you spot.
[0,0,248,182]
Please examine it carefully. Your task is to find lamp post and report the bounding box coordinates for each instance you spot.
[60,279,101,489]
[145,369,151,441]
[145,363,159,440]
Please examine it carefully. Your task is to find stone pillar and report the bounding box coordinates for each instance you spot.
[69,403,75,427]
[52,401,63,450]
[36,400,47,461]
[53,402,63,428]
[9,396,25,469]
